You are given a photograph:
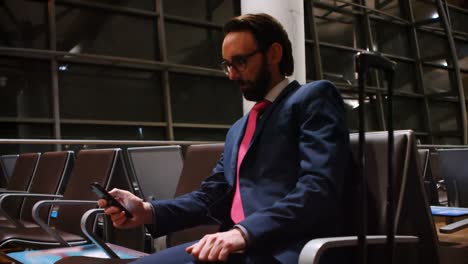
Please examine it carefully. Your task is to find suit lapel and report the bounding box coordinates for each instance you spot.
[248,81,300,148]
[229,81,300,185]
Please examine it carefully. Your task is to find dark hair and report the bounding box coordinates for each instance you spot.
[223,13,294,76]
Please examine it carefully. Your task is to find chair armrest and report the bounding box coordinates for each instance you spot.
[0,193,63,228]
[440,218,468,234]
[32,199,97,247]
[298,235,419,264]
[80,208,119,259]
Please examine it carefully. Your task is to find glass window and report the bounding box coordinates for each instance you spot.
[0,123,52,139]
[422,66,456,96]
[164,0,237,24]
[311,0,355,12]
[56,6,157,60]
[383,96,426,132]
[377,60,417,93]
[313,7,364,48]
[0,57,51,118]
[69,0,155,10]
[61,124,165,140]
[174,128,227,141]
[370,19,411,57]
[0,0,48,49]
[341,92,381,132]
[165,22,223,69]
[0,123,53,154]
[412,0,441,27]
[428,100,460,132]
[305,43,317,81]
[432,136,462,145]
[170,73,242,125]
[365,0,402,17]
[417,31,451,66]
[321,46,357,85]
[455,39,468,71]
[58,63,164,122]
[449,6,468,34]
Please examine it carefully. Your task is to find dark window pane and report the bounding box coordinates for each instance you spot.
[174,128,227,141]
[449,6,468,34]
[365,0,402,17]
[422,66,456,96]
[0,123,52,139]
[378,60,417,93]
[342,92,381,131]
[415,135,429,144]
[305,43,317,81]
[456,39,468,71]
[0,57,51,118]
[383,97,426,132]
[0,123,53,153]
[170,73,242,124]
[321,46,357,85]
[164,0,237,24]
[56,6,157,60]
[165,22,223,69]
[417,31,451,66]
[371,19,411,57]
[412,0,441,27]
[0,0,48,49]
[76,0,155,10]
[432,136,462,145]
[61,125,165,140]
[314,7,364,48]
[58,63,164,122]
[312,1,355,12]
[428,101,460,132]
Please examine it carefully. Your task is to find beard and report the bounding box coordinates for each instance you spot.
[238,58,271,102]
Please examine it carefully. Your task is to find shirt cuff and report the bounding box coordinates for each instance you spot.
[233,224,250,246]
[144,203,157,237]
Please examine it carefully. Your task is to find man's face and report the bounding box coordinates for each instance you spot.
[222,31,271,101]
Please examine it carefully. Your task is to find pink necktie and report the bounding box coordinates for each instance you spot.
[231,100,271,223]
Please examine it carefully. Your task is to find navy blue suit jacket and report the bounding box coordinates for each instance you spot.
[151,80,352,263]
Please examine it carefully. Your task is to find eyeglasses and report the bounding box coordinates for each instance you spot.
[220,50,260,76]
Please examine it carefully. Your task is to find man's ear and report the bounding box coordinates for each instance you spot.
[267,42,283,65]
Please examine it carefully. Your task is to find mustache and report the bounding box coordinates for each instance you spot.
[237,80,253,86]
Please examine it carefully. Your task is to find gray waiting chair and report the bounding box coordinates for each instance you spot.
[299,130,439,264]
[0,148,123,249]
[166,143,224,248]
[0,151,74,228]
[0,154,19,186]
[126,145,184,201]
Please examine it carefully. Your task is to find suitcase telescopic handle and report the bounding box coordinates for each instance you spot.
[355,51,397,264]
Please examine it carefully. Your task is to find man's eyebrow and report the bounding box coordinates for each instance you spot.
[222,55,241,63]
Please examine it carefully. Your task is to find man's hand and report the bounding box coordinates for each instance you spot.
[185,228,246,262]
[97,188,153,229]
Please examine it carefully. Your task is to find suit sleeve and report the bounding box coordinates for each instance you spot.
[239,81,351,246]
[148,154,232,237]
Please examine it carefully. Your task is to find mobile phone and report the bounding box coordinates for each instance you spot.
[90,182,133,219]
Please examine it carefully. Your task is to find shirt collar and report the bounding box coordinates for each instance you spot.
[264,78,291,103]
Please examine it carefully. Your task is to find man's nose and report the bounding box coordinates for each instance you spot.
[228,67,240,80]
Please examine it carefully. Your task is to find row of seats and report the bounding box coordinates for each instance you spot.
[0,144,224,261]
[1,130,467,263]
[0,149,131,250]
[418,147,468,208]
